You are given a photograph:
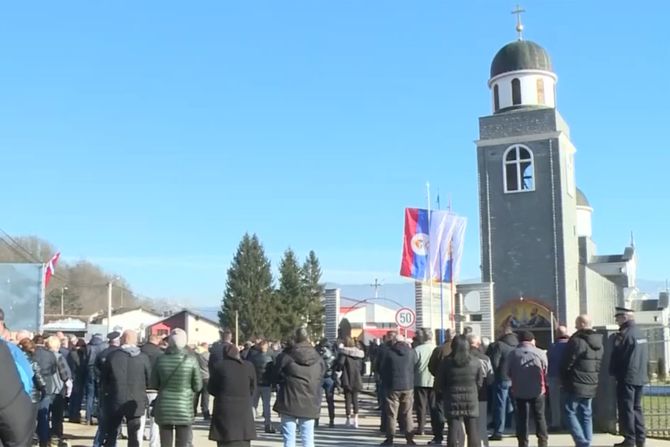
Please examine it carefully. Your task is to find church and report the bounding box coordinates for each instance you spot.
[416,16,636,346]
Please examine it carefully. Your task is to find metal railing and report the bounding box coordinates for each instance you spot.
[642,326,670,439]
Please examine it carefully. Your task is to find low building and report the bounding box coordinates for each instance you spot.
[90,307,162,342]
[146,309,220,345]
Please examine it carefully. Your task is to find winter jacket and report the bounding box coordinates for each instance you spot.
[337,347,364,393]
[6,341,33,395]
[101,345,151,419]
[610,320,649,386]
[34,346,60,395]
[208,355,257,443]
[151,347,202,426]
[86,335,105,369]
[0,341,35,447]
[438,354,483,418]
[471,348,494,402]
[67,347,88,385]
[487,332,519,382]
[380,342,417,391]
[428,342,452,393]
[196,347,210,381]
[414,342,435,388]
[140,342,164,372]
[560,329,603,398]
[547,337,570,378]
[53,351,72,397]
[27,355,46,404]
[273,342,326,419]
[317,343,336,379]
[506,341,548,400]
[249,350,274,387]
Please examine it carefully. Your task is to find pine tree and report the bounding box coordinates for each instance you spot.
[219,234,275,341]
[276,248,306,339]
[302,250,325,340]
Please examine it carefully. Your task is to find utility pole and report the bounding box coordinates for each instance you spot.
[371,278,383,299]
[235,310,239,347]
[60,286,67,316]
[107,281,113,334]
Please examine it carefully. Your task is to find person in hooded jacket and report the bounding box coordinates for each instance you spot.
[208,342,257,447]
[0,339,36,447]
[33,334,59,447]
[560,315,603,447]
[336,337,364,428]
[315,339,336,428]
[85,333,105,425]
[100,330,151,447]
[151,328,203,447]
[486,327,519,441]
[380,334,418,446]
[438,335,484,447]
[273,328,325,447]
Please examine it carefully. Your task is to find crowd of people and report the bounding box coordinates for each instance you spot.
[367,306,648,447]
[0,304,651,447]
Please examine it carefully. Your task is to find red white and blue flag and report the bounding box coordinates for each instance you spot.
[400,208,466,283]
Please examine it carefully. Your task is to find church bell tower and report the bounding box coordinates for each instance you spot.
[476,19,580,336]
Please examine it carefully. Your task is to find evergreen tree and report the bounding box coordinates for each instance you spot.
[302,250,325,340]
[219,233,275,341]
[276,248,306,339]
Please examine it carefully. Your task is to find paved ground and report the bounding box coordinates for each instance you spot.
[64,393,670,447]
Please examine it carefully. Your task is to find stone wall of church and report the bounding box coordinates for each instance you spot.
[580,266,618,327]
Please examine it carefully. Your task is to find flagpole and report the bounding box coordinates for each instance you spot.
[426,182,434,333]
[437,195,445,345]
[447,197,456,332]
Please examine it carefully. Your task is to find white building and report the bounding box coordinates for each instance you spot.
[91,307,162,341]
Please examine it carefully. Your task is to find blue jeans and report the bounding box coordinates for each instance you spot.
[564,393,592,447]
[280,415,315,447]
[85,372,97,422]
[493,380,513,436]
[37,394,55,443]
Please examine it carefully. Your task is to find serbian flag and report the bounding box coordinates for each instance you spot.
[44,252,60,286]
[400,208,466,283]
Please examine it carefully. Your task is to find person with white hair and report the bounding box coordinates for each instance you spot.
[46,335,72,446]
[151,328,202,447]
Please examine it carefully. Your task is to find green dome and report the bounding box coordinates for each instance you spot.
[490,40,553,78]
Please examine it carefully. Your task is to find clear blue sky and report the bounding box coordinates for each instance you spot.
[1,1,668,306]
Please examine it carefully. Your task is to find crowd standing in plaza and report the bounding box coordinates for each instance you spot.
[0,304,653,447]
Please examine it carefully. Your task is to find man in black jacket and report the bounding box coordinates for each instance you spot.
[468,334,493,447]
[610,307,648,447]
[380,335,417,446]
[486,327,518,441]
[273,328,325,447]
[250,340,276,433]
[560,314,603,447]
[101,330,151,447]
[0,340,35,447]
[375,331,396,433]
[140,334,163,447]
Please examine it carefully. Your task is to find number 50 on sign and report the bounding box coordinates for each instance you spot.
[395,308,416,328]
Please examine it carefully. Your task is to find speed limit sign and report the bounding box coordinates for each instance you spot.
[395,307,416,328]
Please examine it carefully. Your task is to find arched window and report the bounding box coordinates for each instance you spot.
[537,78,545,105]
[503,145,535,193]
[512,78,521,105]
[493,84,500,111]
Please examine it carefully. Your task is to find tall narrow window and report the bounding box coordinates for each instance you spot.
[493,84,500,111]
[512,78,521,105]
[537,78,545,105]
[503,144,535,193]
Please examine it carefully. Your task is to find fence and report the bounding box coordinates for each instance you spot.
[643,325,670,439]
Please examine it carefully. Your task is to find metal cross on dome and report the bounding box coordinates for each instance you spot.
[511,4,526,40]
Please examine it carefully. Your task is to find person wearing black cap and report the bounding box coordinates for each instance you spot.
[610,307,648,447]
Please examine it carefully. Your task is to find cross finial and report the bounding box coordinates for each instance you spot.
[511,4,526,40]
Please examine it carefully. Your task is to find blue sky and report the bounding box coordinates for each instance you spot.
[1,1,668,306]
